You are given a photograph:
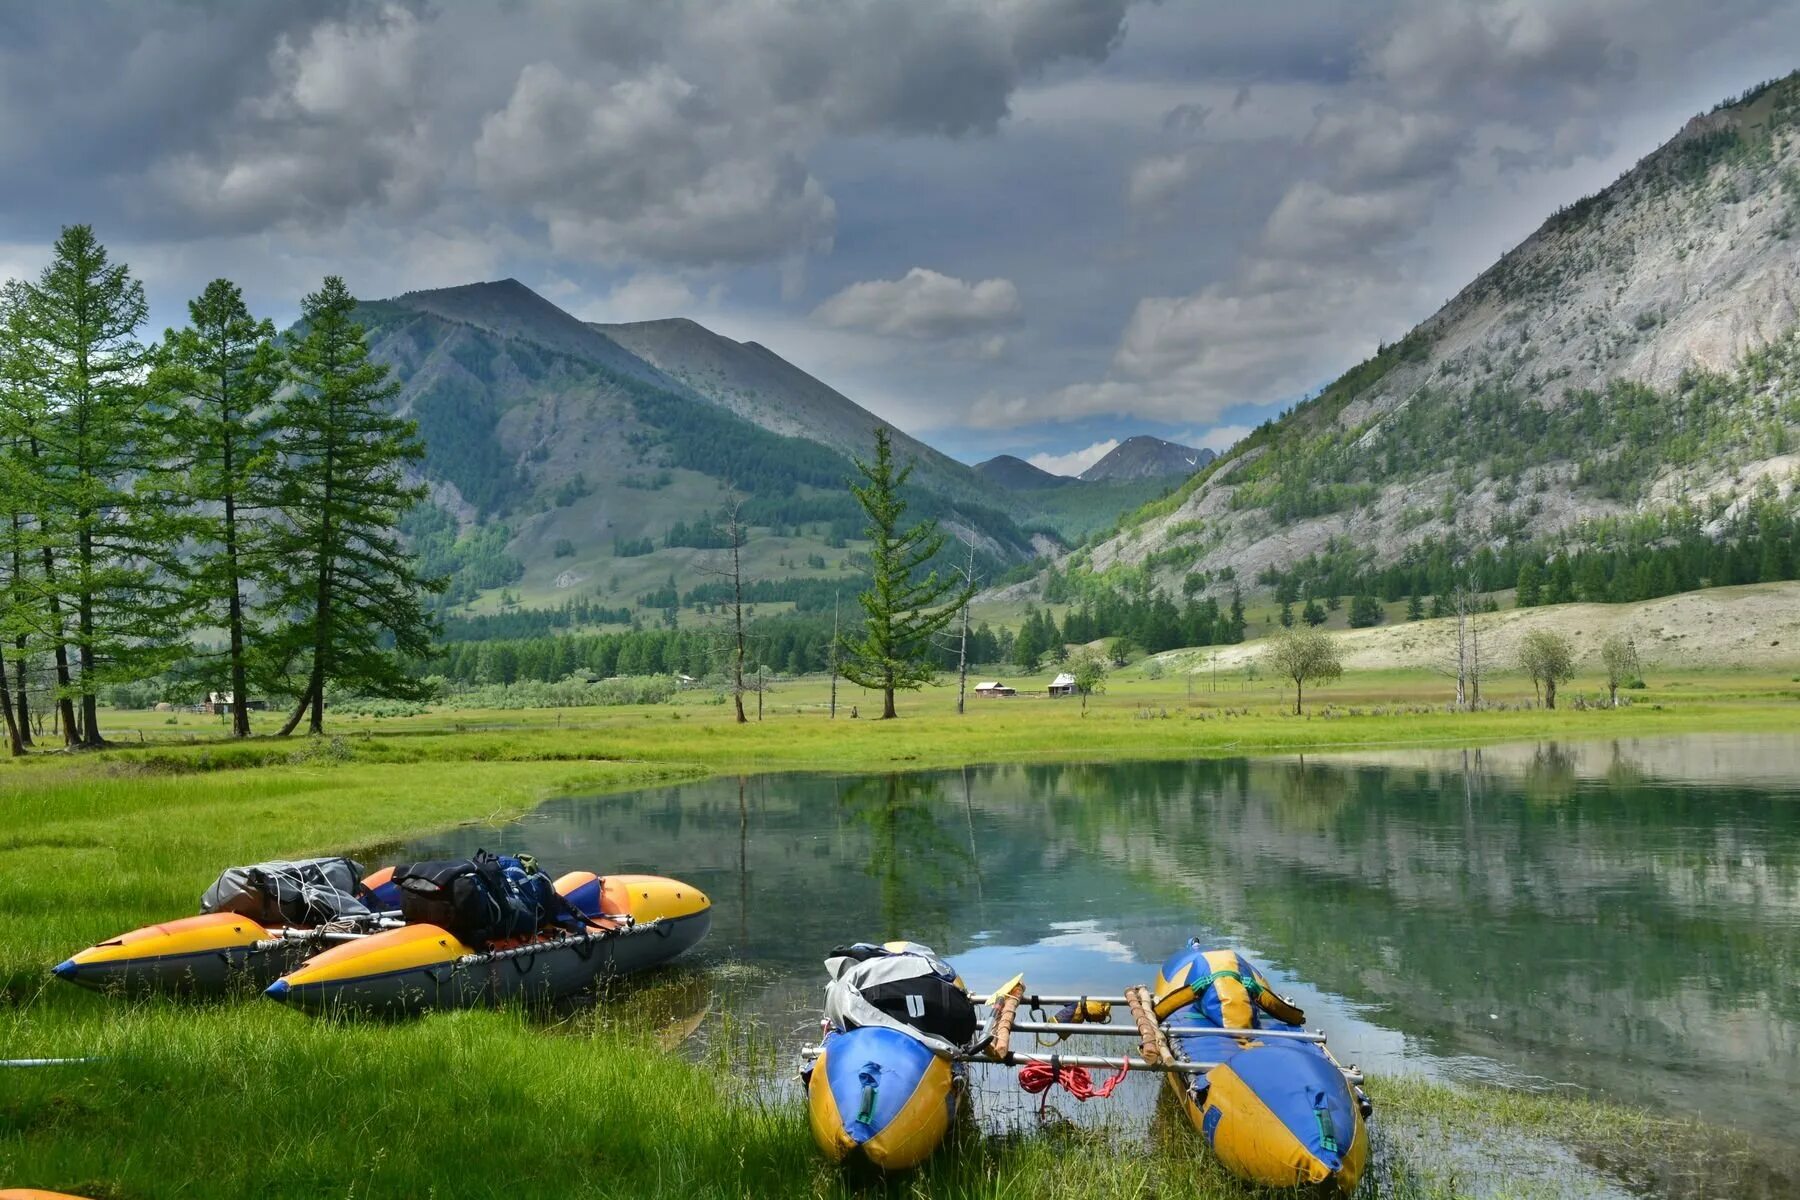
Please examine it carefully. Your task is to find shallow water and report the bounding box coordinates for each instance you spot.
[401,732,1800,1183]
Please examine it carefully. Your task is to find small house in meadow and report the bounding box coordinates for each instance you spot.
[973,681,1016,698]
[1047,672,1077,697]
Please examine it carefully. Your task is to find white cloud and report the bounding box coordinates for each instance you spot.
[1187,423,1255,452]
[1027,438,1119,476]
[813,267,1021,339]
[591,273,701,322]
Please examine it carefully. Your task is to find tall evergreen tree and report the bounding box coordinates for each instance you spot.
[153,279,283,737]
[262,277,438,736]
[0,281,47,745]
[17,226,179,746]
[841,428,975,718]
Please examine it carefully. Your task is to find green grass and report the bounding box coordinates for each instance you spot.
[4,671,1794,1197]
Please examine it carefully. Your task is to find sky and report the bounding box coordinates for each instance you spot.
[2,2,1797,475]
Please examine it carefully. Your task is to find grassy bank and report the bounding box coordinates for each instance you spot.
[4,670,1794,1197]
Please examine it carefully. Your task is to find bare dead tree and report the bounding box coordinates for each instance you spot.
[697,499,750,724]
[829,589,840,720]
[954,534,977,715]
[1436,576,1486,710]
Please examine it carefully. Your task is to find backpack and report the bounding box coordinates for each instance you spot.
[824,942,978,1050]
[392,850,578,947]
[201,857,373,927]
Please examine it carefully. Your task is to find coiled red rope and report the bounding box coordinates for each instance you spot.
[1017,1056,1129,1115]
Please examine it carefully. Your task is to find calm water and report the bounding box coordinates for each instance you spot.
[401,733,1800,1174]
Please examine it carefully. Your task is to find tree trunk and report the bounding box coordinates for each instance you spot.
[1609,682,1618,707]
[275,685,311,737]
[1294,680,1303,716]
[0,649,22,756]
[38,543,78,747]
[10,526,31,745]
[223,477,250,738]
[731,523,746,725]
[829,592,839,720]
[12,636,31,747]
[1545,679,1557,710]
[882,676,897,720]
[75,520,103,747]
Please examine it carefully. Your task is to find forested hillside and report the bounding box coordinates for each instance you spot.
[351,282,1046,617]
[1022,73,1800,616]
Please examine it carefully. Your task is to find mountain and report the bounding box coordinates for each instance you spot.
[1043,73,1800,604]
[974,454,1075,489]
[1079,436,1214,482]
[592,318,987,507]
[350,280,1059,616]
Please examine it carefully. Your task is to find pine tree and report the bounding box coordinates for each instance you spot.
[1405,593,1425,621]
[262,277,439,736]
[0,281,46,746]
[1226,591,1246,642]
[841,428,975,718]
[17,226,181,746]
[153,280,283,737]
[1515,561,1542,607]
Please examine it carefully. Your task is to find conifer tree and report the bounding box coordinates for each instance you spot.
[841,428,975,718]
[0,281,47,745]
[16,226,180,746]
[262,277,439,735]
[153,279,283,737]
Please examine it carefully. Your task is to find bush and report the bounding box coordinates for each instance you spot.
[443,674,678,710]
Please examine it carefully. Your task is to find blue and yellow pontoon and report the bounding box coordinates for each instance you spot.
[1154,944,1369,1194]
[803,942,978,1171]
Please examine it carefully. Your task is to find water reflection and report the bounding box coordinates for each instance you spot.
[400,734,1800,1157]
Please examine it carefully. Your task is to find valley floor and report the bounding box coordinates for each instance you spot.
[3,668,1795,1198]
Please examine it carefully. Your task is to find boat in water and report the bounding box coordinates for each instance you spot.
[1153,944,1370,1194]
[803,942,978,1171]
[265,871,710,1015]
[52,858,401,997]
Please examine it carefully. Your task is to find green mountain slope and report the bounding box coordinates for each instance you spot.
[1044,73,1800,606]
[593,316,1012,514]
[351,281,1048,616]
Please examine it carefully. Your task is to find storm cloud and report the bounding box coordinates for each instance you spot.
[0,0,1795,466]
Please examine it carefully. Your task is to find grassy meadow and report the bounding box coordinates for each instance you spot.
[4,664,1796,1197]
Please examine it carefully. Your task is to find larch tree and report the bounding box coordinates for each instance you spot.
[841,428,976,719]
[0,281,48,745]
[262,276,439,736]
[153,279,284,738]
[18,226,182,746]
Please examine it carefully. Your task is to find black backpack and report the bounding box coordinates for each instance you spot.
[393,850,556,946]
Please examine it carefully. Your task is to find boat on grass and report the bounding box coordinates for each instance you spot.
[52,858,400,997]
[265,872,710,1015]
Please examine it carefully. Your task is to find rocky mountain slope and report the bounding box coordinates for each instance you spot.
[1080,435,1213,482]
[1049,73,1800,600]
[353,280,1049,611]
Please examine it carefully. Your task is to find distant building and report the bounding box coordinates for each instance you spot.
[972,681,1016,698]
[201,691,267,716]
[1047,672,1077,697]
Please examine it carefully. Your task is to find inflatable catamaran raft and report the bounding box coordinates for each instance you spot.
[54,853,711,1013]
[801,939,1370,1193]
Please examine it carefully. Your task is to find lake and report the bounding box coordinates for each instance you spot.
[400,733,1800,1185]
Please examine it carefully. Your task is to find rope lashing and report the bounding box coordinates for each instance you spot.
[1017,1053,1129,1117]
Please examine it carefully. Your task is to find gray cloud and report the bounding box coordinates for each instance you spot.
[1,0,1797,465]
